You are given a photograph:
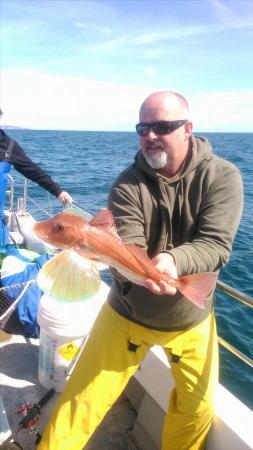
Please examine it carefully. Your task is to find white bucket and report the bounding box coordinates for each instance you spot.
[37,287,107,392]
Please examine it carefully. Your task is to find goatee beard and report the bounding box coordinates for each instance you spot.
[144,150,168,169]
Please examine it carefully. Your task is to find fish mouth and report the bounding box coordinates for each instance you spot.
[33,224,49,242]
[36,233,50,243]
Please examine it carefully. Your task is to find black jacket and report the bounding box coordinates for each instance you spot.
[0,129,62,197]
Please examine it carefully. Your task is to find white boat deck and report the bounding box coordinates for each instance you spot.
[1,325,253,450]
[0,279,252,450]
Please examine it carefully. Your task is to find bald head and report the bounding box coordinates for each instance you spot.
[139,91,189,122]
[138,91,193,177]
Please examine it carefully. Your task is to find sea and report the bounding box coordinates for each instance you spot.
[5,129,253,410]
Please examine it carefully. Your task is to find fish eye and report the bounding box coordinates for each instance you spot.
[54,223,64,232]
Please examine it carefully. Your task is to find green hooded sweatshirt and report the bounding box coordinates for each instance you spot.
[107,136,243,331]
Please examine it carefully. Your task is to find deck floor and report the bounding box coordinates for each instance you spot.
[0,331,140,450]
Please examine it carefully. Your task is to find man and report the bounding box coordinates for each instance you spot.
[38,91,243,450]
[0,109,72,246]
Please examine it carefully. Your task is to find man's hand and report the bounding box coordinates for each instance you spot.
[144,253,178,295]
[58,191,73,206]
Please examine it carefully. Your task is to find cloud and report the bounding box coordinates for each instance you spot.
[1,68,253,132]
[73,21,112,34]
[189,91,253,131]
[87,24,212,53]
[1,68,154,130]
[144,67,157,77]
[131,24,211,45]
[209,0,253,29]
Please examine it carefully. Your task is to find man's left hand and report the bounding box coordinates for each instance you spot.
[144,253,178,295]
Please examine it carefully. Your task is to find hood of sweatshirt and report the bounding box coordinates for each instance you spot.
[135,135,213,184]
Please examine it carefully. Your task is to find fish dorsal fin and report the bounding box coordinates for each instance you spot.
[90,208,114,227]
[90,208,121,240]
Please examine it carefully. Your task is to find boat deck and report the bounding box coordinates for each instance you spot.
[0,331,140,450]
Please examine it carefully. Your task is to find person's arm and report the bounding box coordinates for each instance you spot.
[108,180,177,294]
[108,175,147,248]
[8,140,72,204]
[168,169,243,278]
[108,165,243,295]
[146,168,243,294]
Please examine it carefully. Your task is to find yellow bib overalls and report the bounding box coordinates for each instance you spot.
[38,302,218,450]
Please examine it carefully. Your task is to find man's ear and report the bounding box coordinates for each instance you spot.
[184,121,193,138]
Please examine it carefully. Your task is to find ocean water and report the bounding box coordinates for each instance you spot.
[6,129,253,410]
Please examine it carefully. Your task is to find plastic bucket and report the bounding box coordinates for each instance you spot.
[37,290,106,392]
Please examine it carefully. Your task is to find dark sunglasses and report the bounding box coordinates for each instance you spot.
[135,119,188,137]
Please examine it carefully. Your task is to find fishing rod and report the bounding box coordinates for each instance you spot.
[70,201,94,219]
[1,388,55,449]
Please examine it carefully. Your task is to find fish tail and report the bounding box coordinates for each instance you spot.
[37,250,101,302]
[176,272,218,309]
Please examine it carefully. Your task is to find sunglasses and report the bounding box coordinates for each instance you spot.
[135,119,188,137]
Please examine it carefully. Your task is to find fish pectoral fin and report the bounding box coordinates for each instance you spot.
[75,243,99,259]
[37,250,101,302]
[124,244,156,273]
[74,244,109,271]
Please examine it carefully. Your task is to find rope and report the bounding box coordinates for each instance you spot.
[47,191,54,216]
[0,280,35,325]
[0,280,36,292]
[26,195,53,217]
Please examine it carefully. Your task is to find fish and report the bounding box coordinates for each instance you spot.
[33,208,218,309]
[36,249,101,302]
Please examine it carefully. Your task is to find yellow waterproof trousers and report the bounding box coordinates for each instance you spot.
[37,303,218,450]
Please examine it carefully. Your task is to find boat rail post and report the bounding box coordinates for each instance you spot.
[7,174,14,212]
[23,178,28,214]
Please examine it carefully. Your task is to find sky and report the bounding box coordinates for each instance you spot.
[1,0,253,132]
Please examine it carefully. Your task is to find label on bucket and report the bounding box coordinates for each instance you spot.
[38,329,87,392]
[58,342,80,361]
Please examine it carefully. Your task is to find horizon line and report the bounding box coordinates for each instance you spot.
[2,126,253,134]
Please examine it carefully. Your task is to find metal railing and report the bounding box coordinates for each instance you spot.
[216,280,253,368]
[6,178,253,369]
[7,174,14,211]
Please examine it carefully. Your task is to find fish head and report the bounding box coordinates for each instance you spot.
[33,212,87,249]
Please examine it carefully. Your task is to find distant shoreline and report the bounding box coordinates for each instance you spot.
[1,126,252,134]
[1,125,27,130]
